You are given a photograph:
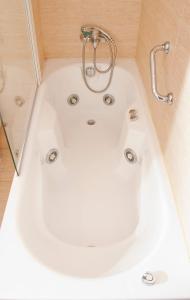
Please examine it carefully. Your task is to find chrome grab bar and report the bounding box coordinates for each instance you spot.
[150,41,173,104]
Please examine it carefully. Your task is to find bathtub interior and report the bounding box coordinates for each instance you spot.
[17,62,166,278]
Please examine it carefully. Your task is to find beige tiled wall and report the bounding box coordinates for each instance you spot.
[137,0,190,250]
[0,0,34,61]
[32,0,142,59]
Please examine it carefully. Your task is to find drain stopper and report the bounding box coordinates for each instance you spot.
[142,272,156,285]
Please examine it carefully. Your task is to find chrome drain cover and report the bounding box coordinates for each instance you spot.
[67,94,79,105]
[87,119,96,125]
[103,94,115,105]
[142,272,156,285]
[124,148,137,163]
[46,149,58,163]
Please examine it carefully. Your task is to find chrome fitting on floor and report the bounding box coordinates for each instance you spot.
[142,272,156,285]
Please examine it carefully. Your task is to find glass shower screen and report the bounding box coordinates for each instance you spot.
[0,0,38,175]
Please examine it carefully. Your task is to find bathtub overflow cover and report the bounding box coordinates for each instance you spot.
[142,272,156,285]
[46,149,58,163]
[124,148,137,163]
[86,66,96,77]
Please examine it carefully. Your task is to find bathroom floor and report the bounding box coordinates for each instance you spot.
[0,127,14,224]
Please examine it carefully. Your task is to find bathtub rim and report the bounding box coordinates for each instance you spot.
[0,58,189,299]
[14,57,168,278]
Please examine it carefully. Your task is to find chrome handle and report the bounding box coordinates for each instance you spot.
[150,41,173,104]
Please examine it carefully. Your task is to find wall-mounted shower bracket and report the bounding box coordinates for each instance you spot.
[150,41,173,104]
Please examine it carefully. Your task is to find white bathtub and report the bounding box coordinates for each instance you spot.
[0,59,189,299]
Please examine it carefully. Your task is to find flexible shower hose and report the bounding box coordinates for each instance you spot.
[82,35,117,93]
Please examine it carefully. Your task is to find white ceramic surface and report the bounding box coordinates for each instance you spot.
[0,59,189,299]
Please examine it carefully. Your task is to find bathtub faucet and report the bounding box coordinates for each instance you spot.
[80,25,117,93]
[81,26,101,49]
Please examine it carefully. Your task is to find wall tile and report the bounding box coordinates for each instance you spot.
[137,0,190,251]
[37,0,142,58]
[0,0,33,60]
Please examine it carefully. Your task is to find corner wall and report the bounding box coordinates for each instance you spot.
[0,0,34,62]
[136,0,190,251]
